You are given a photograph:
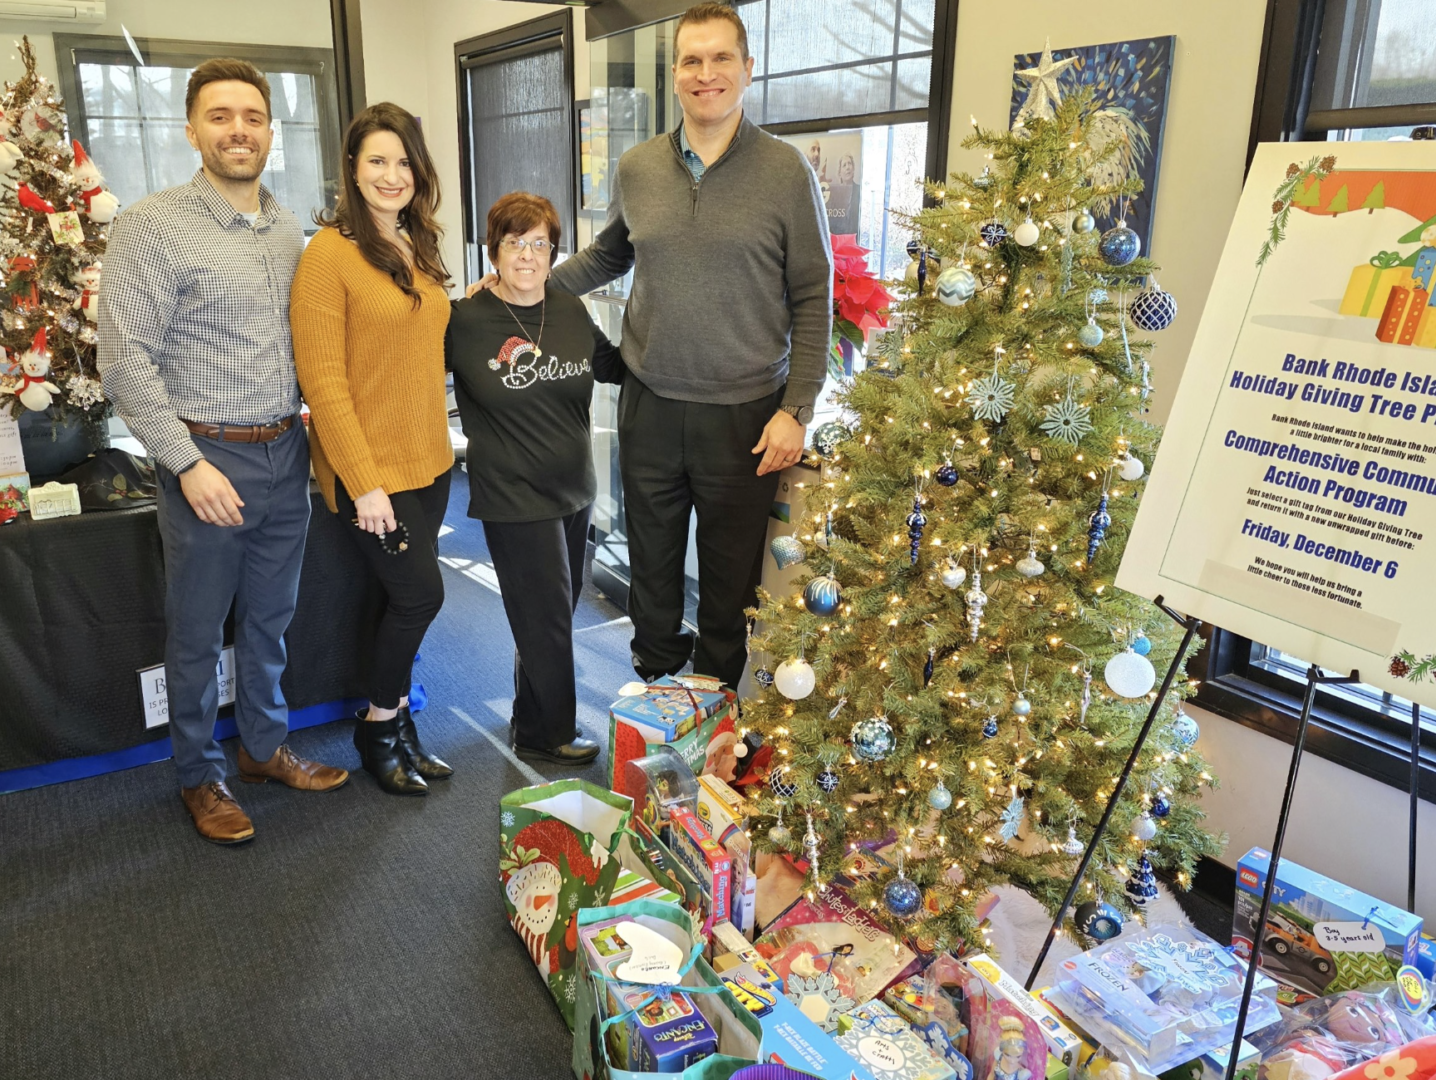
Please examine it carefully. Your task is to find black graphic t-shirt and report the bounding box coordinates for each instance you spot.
[447,288,624,522]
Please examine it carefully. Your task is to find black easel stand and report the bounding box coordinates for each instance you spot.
[1223,665,1360,1080]
[1023,595,1203,991]
[1410,701,1421,914]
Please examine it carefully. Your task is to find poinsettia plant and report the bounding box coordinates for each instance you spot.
[830,233,892,377]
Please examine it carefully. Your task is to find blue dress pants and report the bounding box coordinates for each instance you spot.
[155,423,311,789]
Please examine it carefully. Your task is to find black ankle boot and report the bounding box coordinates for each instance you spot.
[352,711,428,795]
[395,706,453,779]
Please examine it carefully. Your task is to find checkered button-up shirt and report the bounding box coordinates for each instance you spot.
[98,170,305,473]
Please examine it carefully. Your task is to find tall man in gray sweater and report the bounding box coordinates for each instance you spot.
[550,2,833,692]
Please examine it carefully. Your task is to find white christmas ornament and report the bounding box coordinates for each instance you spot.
[71,263,100,322]
[774,657,816,700]
[1133,811,1158,842]
[1118,452,1145,481]
[1105,647,1157,699]
[1014,217,1041,247]
[940,557,967,589]
[0,327,59,411]
[71,141,119,223]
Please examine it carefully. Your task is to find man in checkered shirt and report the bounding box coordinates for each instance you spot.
[98,59,348,845]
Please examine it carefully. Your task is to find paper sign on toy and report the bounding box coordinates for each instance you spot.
[1314,922,1386,953]
[612,920,686,985]
[1117,141,1436,709]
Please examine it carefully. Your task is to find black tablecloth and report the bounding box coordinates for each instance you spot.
[0,489,383,771]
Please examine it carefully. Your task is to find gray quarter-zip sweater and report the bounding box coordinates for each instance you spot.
[551,115,833,410]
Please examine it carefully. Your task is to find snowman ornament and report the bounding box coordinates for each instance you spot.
[72,263,101,322]
[1,328,60,411]
[71,141,119,224]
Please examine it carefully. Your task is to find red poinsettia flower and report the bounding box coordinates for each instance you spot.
[831,234,892,335]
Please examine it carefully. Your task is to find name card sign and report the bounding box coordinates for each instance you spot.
[1313,921,1385,953]
[138,647,236,729]
[1118,140,1436,708]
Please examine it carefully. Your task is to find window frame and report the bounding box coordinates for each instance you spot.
[454,9,578,285]
[53,33,343,230]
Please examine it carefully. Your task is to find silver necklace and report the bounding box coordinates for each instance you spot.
[496,288,546,355]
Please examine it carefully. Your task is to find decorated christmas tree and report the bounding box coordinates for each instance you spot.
[744,91,1223,953]
[0,37,118,424]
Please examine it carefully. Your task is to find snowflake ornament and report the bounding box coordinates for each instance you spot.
[999,794,1025,841]
[785,971,855,1032]
[64,374,103,410]
[968,373,1016,422]
[1040,395,1094,444]
[1127,933,1235,994]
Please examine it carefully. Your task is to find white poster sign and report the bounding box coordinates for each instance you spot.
[0,411,23,475]
[1118,140,1436,707]
[138,647,236,729]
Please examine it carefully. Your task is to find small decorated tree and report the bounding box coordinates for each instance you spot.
[0,37,118,426]
[744,91,1223,953]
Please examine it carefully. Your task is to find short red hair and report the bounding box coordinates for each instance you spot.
[486,192,561,263]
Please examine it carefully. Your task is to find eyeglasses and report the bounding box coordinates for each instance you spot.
[499,238,552,254]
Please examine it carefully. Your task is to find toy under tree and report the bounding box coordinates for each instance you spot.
[743,90,1223,954]
[0,37,117,425]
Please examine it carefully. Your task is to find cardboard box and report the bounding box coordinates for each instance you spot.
[964,954,1083,1068]
[711,920,781,988]
[609,674,739,807]
[667,804,733,936]
[696,773,757,937]
[1234,846,1422,1004]
[757,986,877,1080]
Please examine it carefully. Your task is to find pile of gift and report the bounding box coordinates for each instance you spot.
[499,675,1436,1080]
[1339,236,1436,348]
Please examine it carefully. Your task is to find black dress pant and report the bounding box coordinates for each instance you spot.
[617,378,783,690]
[335,469,451,709]
[483,505,592,750]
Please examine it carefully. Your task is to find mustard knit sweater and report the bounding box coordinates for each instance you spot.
[290,227,453,512]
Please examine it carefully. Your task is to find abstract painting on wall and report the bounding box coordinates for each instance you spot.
[1009,36,1175,258]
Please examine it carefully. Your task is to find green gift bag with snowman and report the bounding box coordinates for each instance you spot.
[501,779,634,1028]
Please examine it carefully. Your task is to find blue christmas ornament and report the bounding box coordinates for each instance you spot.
[817,769,841,793]
[980,221,1008,247]
[906,238,921,258]
[1129,280,1178,332]
[1099,221,1141,267]
[804,574,843,616]
[923,648,935,688]
[755,667,775,688]
[851,714,895,762]
[982,715,999,739]
[771,535,804,570]
[1077,320,1104,348]
[883,875,923,919]
[811,420,849,458]
[935,462,959,486]
[1075,900,1124,941]
[1171,708,1200,748]
[1131,632,1151,656]
[935,266,979,307]
[907,497,927,566]
[1126,854,1159,907]
[769,770,798,799]
[1152,794,1172,818]
[929,781,953,811]
[1087,492,1111,563]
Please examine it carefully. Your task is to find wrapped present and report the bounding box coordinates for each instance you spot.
[499,779,632,1030]
[1234,847,1422,1004]
[834,999,958,1080]
[1415,307,1436,350]
[1378,285,1428,344]
[1340,257,1413,317]
[1415,247,1436,291]
[610,675,740,806]
[1045,924,1280,1074]
[612,866,685,908]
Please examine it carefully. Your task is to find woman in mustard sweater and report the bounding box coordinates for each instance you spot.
[290,102,454,796]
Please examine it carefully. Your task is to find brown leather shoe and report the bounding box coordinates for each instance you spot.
[181,781,255,845]
[236,743,349,791]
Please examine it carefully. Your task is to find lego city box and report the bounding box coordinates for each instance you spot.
[1233,847,1422,1004]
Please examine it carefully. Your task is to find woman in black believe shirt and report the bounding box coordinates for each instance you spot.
[447,192,623,764]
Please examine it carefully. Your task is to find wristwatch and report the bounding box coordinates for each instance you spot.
[780,404,813,424]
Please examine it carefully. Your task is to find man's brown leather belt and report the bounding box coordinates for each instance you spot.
[182,416,296,443]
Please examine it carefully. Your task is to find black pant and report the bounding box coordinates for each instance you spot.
[617,378,782,690]
[483,506,592,750]
[335,470,452,709]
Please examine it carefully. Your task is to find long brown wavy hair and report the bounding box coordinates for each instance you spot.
[316,102,450,305]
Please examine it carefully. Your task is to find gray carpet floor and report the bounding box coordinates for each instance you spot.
[0,471,632,1080]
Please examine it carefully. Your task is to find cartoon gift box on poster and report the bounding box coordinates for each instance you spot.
[498,779,633,1029]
